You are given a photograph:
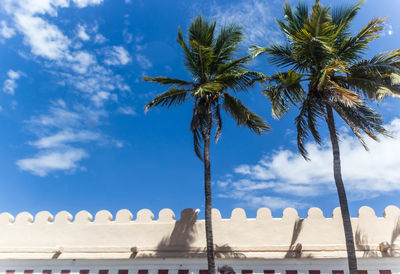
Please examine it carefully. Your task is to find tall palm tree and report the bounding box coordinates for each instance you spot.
[144,16,269,273]
[252,1,400,273]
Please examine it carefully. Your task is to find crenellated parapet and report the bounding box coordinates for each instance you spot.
[0,206,399,260]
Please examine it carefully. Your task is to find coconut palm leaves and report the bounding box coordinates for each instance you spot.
[255,0,399,159]
[144,16,269,273]
[145,17,269,160]
[253,1,400,274]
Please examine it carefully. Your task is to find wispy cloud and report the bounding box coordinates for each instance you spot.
[117,106,137,116]
[14,12,70,60]
[104,46,131,66]
[77,24,90,41]
[136,54,152,69]
[207,0,283,46]
[17,148,88,177]
[94,33,107,44]
[217,119,400,208]
[72,0,103,8]
[123,28,133,44]
[0,20,15,39]
[3,69,22,95]
[3,0,135,176]
[17,100,107,176]
[29,130,100,149]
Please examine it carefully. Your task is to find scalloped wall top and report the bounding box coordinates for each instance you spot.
[0,206,399,225]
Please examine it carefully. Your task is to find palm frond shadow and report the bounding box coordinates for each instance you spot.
[355,217,400,258]
[355,229,379,258]
[284,219,312,258]
[155,208,200,258]
[390,216,400,256]
[129,208,244,262]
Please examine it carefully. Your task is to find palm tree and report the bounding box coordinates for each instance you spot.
[252,1,400,273]
[144,16,269,273]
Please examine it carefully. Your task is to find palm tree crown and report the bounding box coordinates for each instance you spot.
[145,16,269,159]
[253,0,400,158]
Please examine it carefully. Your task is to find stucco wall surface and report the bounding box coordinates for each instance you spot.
[0,206,399,260]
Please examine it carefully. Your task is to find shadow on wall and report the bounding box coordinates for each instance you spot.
[156,208,199,257]
[130,208,245,268]
[355,229,379,258]
[284,218,311,259]
[355,216,400,258]
[391,216,400,256]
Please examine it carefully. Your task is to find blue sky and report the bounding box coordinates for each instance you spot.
[0,0,399,220]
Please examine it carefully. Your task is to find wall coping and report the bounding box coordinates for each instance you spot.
[0,206,399,260]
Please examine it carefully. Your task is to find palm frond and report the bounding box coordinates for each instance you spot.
[295,95,325,159]
[264,44,306,71]
[349,49,400,76]
[215,71,266,92]
[213,103,222,143]
[331,101,390,150]
[145,87,189,111]
[216,54,253,75]
[188,16,216,47]
[143,76,193,87]
[222,92,270,135]
[332,0,363,27]
[338,17,386,61]
[341,49,400,99]
[190,101,208,161]
[328,80,363,107]
[177,27,199,76]
[263,70,306,119]
[213,24,243,65]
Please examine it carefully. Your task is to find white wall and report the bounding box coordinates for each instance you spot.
[1,259,400,274]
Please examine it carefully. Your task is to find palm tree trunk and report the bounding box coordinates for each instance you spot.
[326,104,358,274]
[204,104,216,273]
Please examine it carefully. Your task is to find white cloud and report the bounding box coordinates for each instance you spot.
[3,0,126,101]
[217,118,400,208]
[94,33,107,44]
[244,196,306,210]
[17,148,88,176]
[104,46,131,66]
[28,100,107,130]
[0,20,16,39]
[14,13,70,60]
[3,69,21,95]
[29,130,100,149]
[77,24,90,41]
[66,51,96,74]
[4,0,131,176]
[208,0,282,46]
[114,140,124,148]
[19,101,108,176]
[136,53,152,69]
[3,0,69,16]
[72,0,103,8]
[60,65,130,96]
[123,28,133,44]
[29,102,80,129]
[91,91,111,106]
[3,0,103,61]
[117,106,137,116]
[217,178,305,209]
